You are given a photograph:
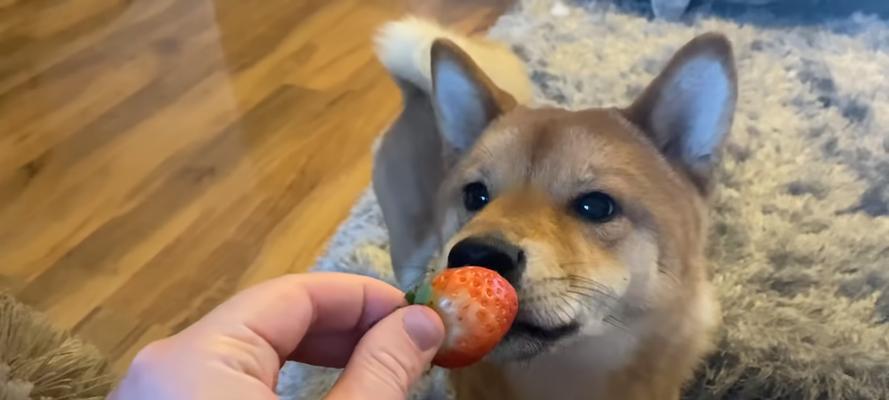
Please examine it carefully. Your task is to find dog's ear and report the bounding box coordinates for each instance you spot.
[624,33,737,193]
[373,24,528,289]
[372,90,444,289]
[431,39,517,155]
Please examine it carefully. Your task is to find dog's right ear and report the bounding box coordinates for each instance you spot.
[431,39,517,155]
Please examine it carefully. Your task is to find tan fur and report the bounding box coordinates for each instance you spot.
[373,19,735,400]
[437,108,720,400]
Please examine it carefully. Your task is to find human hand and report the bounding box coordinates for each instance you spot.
[109,272,445,400]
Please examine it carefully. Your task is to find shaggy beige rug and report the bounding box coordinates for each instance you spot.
[278,0,889,399]
[0,293,112,400]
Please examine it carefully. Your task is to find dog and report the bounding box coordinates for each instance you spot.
[372,17,737,400]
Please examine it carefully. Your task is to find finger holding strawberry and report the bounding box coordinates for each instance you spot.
[405,266,519,368]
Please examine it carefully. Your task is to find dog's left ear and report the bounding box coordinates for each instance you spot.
[624,33,737,193]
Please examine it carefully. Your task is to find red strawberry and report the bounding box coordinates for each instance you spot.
[405,266,518,368]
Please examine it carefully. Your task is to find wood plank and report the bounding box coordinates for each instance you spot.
[0,0,511,374]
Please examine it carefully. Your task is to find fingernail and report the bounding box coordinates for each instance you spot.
[403,306,442,351]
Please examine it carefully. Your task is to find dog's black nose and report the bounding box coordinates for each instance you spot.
[447,235,525,283]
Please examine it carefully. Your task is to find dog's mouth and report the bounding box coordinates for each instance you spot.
[490,316,581,361]
[507,319,580,342]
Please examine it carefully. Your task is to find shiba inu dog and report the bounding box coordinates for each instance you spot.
[373,17,736,400]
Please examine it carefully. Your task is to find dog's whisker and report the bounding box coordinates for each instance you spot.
[555,297,576,324]
[562,291,627,333]
[656,261,680,285]
[567,284,620,300]
[604,315,631,332]
[563,274,607,284]
[558,261,600,268]
[538,276,573,282]
[567,273,606,283]
[566,289,613,303]
[567,280,613,291]
[564,291,617,313]
[565,288,596,299]
[527,303,549,324]
[567,274,614,287]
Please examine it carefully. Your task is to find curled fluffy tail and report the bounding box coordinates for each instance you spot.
[374,16,532,103]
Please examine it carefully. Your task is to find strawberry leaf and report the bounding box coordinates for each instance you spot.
[414,282,433,305]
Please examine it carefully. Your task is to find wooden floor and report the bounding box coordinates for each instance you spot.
[0,0,509,373]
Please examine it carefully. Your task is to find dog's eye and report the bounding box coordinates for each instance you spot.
[462,182,490,212]
[572,192,618,223]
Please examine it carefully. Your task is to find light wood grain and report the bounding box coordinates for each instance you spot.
[0,0,510,374]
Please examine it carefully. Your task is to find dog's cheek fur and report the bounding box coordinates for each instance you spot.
[561,230,657,343]
[612,230,660,316]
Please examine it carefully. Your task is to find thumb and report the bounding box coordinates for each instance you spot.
[325,305,445,400]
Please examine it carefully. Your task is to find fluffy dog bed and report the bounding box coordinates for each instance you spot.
[278,1,889,398]
[0,293,113,400]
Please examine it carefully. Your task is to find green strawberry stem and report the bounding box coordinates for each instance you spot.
[405,281,433,306]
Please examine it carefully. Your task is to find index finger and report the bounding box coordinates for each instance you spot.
[187,272,406,365]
